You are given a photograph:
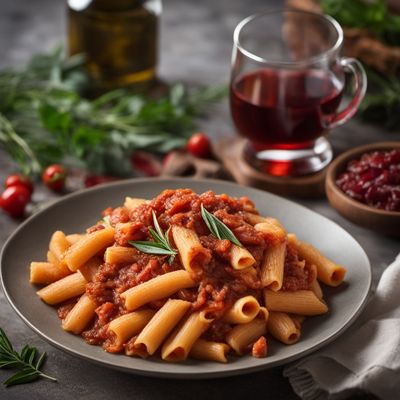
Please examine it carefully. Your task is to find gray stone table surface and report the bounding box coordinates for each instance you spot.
[0,0,399,399]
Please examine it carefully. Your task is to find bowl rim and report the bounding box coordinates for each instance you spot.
[326,141,400,216]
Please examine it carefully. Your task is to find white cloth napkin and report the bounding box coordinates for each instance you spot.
[284,253,400,400]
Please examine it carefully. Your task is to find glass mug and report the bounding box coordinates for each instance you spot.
[230,10,367,176]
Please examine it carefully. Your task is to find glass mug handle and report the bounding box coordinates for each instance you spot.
[326,57,367,129]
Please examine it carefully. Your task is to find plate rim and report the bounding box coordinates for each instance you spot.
[0,177,372,379]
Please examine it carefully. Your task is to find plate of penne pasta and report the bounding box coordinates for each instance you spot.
[0,178,371,378]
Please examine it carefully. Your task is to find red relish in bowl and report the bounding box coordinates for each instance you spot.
[336,149,400,212]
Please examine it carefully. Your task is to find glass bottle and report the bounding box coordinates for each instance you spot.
[67,0,161,92]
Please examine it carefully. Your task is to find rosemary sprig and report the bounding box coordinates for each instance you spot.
[0,47,227,177]
[0,328,57,387]
[129,211,177,264]
[200,204,242,247]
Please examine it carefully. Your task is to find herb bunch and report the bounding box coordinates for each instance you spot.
[0,47,227,177]
[320,0,400,129]
[321,0,400,46]
[0,328,56,387]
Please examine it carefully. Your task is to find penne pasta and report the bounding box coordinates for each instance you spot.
[121,270,196,311]
[30,188,347,364]
[161,311,213,362]
[226,308,269,355]
[78,256,102,282]
[259,241,286,290]
[108,309,156,346]
[47,250,58,265]
[255,221,286,244]
[66,233,84,245]
[228,245,256,270]
[287,234,346,287]
[104,246,138,265]
[30,261,71,285]
[224,295,260,324]
[134,299,191,357]
[310,277,324,300]
[264,289,328,316]
[189,339,230,363]
[37,272,87,305]
[171,225,211,273]
[64,227,115,272]
[268,311,300,345]
[62,294,97,334]
[49,231,70,263]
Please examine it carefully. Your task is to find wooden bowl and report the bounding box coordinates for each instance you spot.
[326,142,400,237]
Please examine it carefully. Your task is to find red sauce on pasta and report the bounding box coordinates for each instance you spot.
[59,189,311,354]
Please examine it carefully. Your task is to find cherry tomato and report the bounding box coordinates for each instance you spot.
[42,164,66,192]
[0,185,31,218]
[187,132,212,158]
[5,174,34,195]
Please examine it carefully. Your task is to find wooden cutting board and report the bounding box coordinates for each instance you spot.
[162,138,327,198]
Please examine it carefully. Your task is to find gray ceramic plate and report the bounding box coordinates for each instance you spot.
[0,178,371,379]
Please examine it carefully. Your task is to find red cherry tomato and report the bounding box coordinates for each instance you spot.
[0,185,31,218]
[5,174,34,195]
[42,164,66,192]
[187,132,212,158]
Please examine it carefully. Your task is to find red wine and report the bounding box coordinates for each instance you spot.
[230,69,343,150]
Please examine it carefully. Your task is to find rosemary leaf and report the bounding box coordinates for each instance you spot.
[0,328,57,387]
[129,241,177,256]
[129,212,177,263]
[200,204,243,247]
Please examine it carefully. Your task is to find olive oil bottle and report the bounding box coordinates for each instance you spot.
[67,0,161,91]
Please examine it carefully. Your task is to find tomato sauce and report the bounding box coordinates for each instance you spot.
[59,189,310,354]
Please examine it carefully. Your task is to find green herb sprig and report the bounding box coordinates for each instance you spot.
[0,47,227,177]
[200,204,242,247]
[321,0,400,46]
[0,328,57,387]
[129,211,177,264]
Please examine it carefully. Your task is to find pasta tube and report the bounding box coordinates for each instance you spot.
[108,309,156,346]
[66,234,84,245]
[49,231,70,263]
[62,293,97,334]
[268,311,300,345]
[224,296,260,324]
[78,256,102,282]
[161,311,213,362]
[259,241,286,290]
[30,261,71,285]
[171,225,211,273]
[64,227,115,271]
[37,272,87,305]
[189,339,230,363]
[288,234,346,287]
[228,245,256,270]
[104,246,138,265]
[134,299,191,357]
[121,270,196,311]
[226,308,269,355]
[264,289,328,316]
